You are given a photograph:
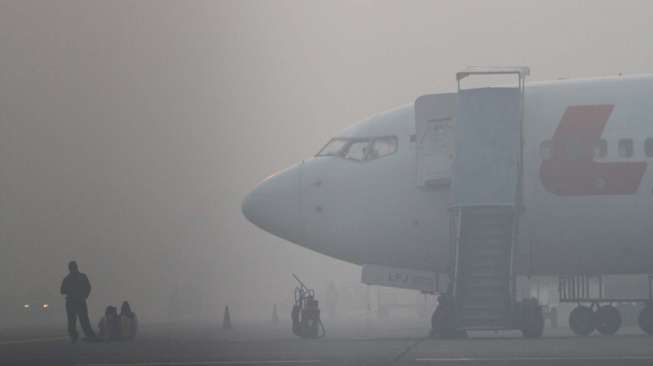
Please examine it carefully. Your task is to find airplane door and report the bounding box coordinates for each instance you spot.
[415,93,456,188]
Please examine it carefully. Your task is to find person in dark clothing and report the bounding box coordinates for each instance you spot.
[98,305,120,341]
[60,261,96,342]
[119,301,138,340]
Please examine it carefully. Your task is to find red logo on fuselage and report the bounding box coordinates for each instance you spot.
[539,105,647,196]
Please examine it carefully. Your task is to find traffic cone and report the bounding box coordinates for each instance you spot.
[223,306,232,330]
[272,304,279,325]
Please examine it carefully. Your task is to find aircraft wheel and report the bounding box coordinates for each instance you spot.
[569,305,594,336]
[430,294,457,338]
[594,305,621,335]
[638,305,653,335]
[520,300,544,339]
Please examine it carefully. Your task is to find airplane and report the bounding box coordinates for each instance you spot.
[242,70,653,337]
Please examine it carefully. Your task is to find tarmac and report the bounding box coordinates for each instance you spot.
[3,318,653,366]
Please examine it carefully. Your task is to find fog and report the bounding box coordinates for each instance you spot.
[1,0,652,325]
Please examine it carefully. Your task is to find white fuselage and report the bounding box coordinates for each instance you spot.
[242,75,653,277]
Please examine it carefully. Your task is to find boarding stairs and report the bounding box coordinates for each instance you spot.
[453,207,515,329]
[449,67,529,331]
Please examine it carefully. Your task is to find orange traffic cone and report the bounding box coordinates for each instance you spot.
[223,306,232,330]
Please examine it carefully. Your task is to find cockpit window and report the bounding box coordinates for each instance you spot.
[368,136,398,160]
[343,140,370,161]
[316,138,349,157]
[316,136,398,161]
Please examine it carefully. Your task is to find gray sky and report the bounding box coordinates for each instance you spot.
[1,0,652,322]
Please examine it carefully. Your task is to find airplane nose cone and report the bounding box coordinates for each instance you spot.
[242,164,303,244]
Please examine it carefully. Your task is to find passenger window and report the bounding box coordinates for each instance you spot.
[645,138,653,157]
[343,140,370,161]
[540,140,552,160]
[368,136,398,160]
[593,139,607,159]
[618,139,634,158]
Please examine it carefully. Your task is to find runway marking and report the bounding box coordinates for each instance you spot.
[81,360,321,366]
[415,355,653,362]
[393,337,428,364]
[0,336,67,345]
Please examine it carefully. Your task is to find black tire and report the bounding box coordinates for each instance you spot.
[430,295,457,339]
[594,305,621,335]
[638,306,653,335]
[520,304,545,339]
[569,306,594,336]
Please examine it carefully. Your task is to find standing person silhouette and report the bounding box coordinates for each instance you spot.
[60,261,96,342]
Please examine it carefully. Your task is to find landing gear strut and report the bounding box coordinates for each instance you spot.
[568,304,622,336]
[561,275,653,336]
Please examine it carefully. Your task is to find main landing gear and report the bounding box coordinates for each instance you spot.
[568,304,621,336]
[561,275,653,336]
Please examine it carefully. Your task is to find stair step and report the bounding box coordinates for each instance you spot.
[463,267,508,275]
[464,260,508,267]
[463,268,507,276]
[464,258,507,265]
[466,232,508,237]
[465,248,508,255]
[465,242,508,248]
[464,223,512,230]
[464,221,512,229]
[463,270,508,278]
[465,235,511,242]
[464,253,508,261]
[454,209,516,330]
[462,261,508,270]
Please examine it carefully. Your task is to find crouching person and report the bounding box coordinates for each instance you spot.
[98,306,121,341]
[120,301,138,340]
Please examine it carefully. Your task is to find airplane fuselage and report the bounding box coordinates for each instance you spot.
[243,75,653,277]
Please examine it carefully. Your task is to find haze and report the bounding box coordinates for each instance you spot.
[1,0,652,324]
